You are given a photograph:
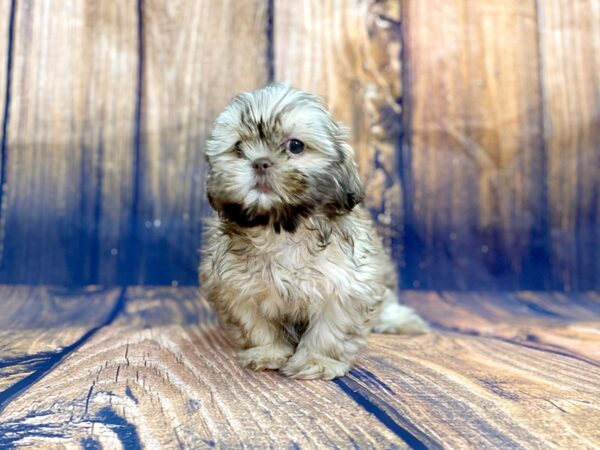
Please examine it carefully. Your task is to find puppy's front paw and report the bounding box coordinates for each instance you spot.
[237,344,294,371]
[281,352,350,380]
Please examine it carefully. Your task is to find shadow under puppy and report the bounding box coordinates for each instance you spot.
[201,84,428,380]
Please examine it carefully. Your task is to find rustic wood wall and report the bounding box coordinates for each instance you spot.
[0,0,598,290]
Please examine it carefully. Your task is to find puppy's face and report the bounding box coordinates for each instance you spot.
[206,84,364,232]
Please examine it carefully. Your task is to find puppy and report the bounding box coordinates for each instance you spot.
[200,84,427,380]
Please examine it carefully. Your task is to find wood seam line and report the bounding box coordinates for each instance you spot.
[0,286,129,414]
[334,375,435,450]
[88,131,105,283]
[398,0,417,289]
[266,0,275,83]
[532,0,551,289]
[0,0,16,269]
[124,0,145,285]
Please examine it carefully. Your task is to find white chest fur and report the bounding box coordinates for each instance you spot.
[242,227,335,304]
[205,212,386,324]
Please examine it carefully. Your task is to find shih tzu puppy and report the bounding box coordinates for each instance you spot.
[200,84,427,380]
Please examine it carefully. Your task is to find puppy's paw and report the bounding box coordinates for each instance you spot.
[373,303,429,335]
[237,344,294,371]
[281,352,350,380]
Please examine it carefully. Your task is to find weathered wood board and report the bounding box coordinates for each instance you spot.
[0,288,406,449]
[360,333,600,449]
[0,0,138,285]
[0,286,121,396]
[1,287,599,449]
[402,290,600,364]
[401,0,548,290]
[134,0,270,285]
[0,0,598,289]
[538,0,600,291]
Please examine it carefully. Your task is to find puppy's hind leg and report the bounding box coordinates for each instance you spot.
[372,288,429,335]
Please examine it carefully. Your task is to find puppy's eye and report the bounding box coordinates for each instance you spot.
[234,141,243,158]
[286,139,305,155]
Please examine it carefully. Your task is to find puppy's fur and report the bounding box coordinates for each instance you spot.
[201,84,427,379]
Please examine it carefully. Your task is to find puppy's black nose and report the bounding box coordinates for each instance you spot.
[252,157,273,175]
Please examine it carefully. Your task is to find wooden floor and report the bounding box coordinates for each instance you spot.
[0,287,599,449]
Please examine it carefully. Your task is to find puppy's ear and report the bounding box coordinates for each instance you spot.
[205,168,222,212]
[323,139,365,216]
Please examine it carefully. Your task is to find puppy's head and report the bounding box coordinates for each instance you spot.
[205,84,364,232]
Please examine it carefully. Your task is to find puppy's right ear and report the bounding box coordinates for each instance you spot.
[205,164,222,212]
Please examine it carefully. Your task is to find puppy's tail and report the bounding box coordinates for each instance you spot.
[373,289,429,335]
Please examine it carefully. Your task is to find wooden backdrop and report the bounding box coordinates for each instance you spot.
[0,0,598,290]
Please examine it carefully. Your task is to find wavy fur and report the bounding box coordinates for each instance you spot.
[201,84,427,379]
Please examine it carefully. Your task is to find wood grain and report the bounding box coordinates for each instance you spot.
[0,286,120,393]
[0,288,599,449]
[134,0,270,284]
[0,287,407,449]
[0,1,138,285]
[538,0,600,291]
[0,0,597,290]
[274,0,405,261]
[402,0,547,289]
[401,291,600,364]
[358,332,600,449]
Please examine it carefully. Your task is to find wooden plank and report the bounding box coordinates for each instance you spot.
[2,288,599,448]
[355,331,600,449]
[401,291,600,363]
[0,1,138,284]
[0,287,408,449]
[0,286,120,394]
[538,0,600,290]
[134,0,270,284]
[402,0,546,289]
[274,0,405,261]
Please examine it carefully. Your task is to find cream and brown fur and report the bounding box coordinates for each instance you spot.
[200,84,427,380]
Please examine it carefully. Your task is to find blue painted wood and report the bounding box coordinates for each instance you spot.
[0,0,596,290]
[128,0,270,285]
[0,1,139,285]
[0,287,598,447]
[334,375,434,450]
[0,290,126,413]
[91,407,142,450]
[0,286,124,413]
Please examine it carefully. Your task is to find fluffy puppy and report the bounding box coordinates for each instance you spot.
[200,84,427,380]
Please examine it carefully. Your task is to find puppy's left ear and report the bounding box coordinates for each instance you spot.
[324,138,365,216]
